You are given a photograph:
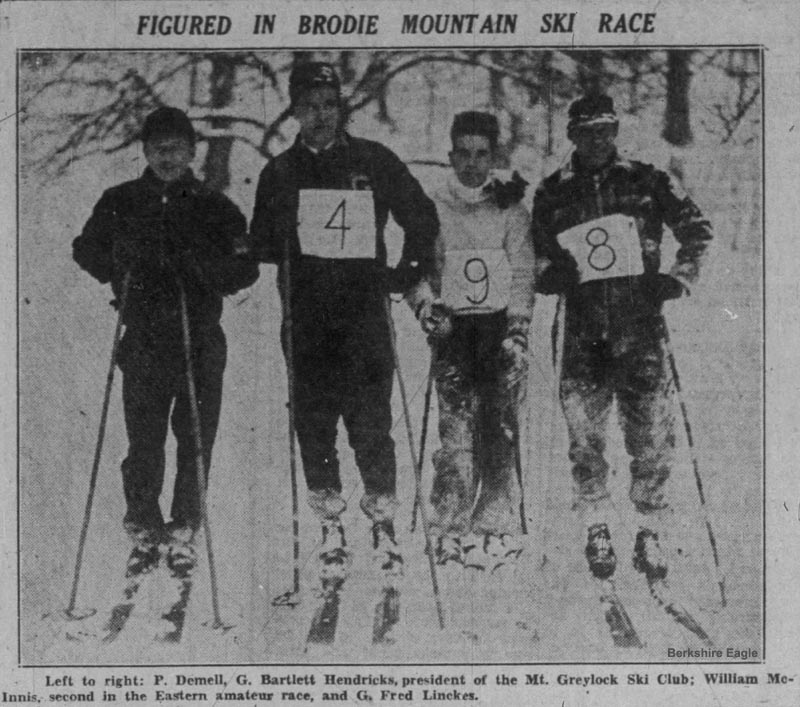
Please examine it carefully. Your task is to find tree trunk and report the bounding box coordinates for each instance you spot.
[662,50,693,146]
[202,55,236,192]
[577,51,604,96]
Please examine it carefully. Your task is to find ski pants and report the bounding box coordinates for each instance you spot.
[118,323,226,532]
[287,302,398,517]
[559,313,675,514]
[429,312,522,537]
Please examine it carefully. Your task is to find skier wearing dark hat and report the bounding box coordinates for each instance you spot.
[73,106,259,573]
[407,111,535,570]
[531,94,712,582]
[250,62,438,575]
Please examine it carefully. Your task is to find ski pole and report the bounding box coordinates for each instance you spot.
[662,322,726,608]
[410,353,435,533]
[64,271,131,620]
[511,405,529,536]
[178,280,228,629]
[271,236,302,608]
[536,294,565,566]
[384,298,445,629]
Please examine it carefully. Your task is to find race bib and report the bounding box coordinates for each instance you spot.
[441,248,512,312]
[297,189,376,259]
[556,213,643,283]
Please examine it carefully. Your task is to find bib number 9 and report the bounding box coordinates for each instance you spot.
[297,189,376,259]
[441,248,511,312]
[556,213,643,283]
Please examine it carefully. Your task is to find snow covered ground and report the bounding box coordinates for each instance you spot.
[17,59,762,665]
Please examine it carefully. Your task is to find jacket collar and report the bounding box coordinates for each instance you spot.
[561,149,631,181]
[294,132,349,157]
[141,166,201,196]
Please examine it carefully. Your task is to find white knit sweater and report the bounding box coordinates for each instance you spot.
[409,173,536,327]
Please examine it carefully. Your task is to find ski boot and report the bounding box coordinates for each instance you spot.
[124,525,161,577]
[482,533,522,571]
[461,533,486,570]
[164,524,197,577]
[372,520,403,576]
[319,518,349,581]
[434,534,463,566]
[497,533,523,560]
[633,528,668,581]
[585,523,617,580]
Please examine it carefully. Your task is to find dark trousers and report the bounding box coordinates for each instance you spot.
[118,323,226,531]
[288,301,397,498]
[560,313,675,513]
[430,312,520,536]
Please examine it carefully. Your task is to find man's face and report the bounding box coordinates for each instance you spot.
[449,134,493,188]
[143,135,194,183]
[294,86,342,151]
[569,123,618,168]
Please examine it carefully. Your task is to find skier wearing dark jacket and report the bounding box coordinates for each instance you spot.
[72,107,259,569]
[250,62,439,573]
[531,94,713,581]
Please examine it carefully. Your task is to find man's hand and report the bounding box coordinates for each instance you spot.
[535,253,580,295]
[641,273,687,303]
[417,299,453,341]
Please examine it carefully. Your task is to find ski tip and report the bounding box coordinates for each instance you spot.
[272,590,302,608]
[203,619,235,634]
[61,607,98,621]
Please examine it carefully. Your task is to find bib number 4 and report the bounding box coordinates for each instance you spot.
[297,189,376,259]
[324,199,350,250]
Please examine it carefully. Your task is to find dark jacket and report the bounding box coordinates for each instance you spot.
[250,134,439,323]
[531,151,713,335]
[73,168,259,330]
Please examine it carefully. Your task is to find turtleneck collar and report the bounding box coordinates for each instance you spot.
[447,171,491,205]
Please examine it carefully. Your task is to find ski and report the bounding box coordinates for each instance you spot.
[372,575,401,645]
[155,547,197,643]
[305,575,345,648]
[647,576,713,647]
[371,523,404,645]
[596,577,644,648]
[101,545,159,643]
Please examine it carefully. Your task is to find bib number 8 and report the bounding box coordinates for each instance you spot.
[585,227,617,271]
[555,213,643,283]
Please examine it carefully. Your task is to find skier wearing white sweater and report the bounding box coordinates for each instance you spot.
[408,112,536,569]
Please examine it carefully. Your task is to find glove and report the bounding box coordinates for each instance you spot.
[535,255,580,295]
[640,273,686,304]
[416,299,453,341]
